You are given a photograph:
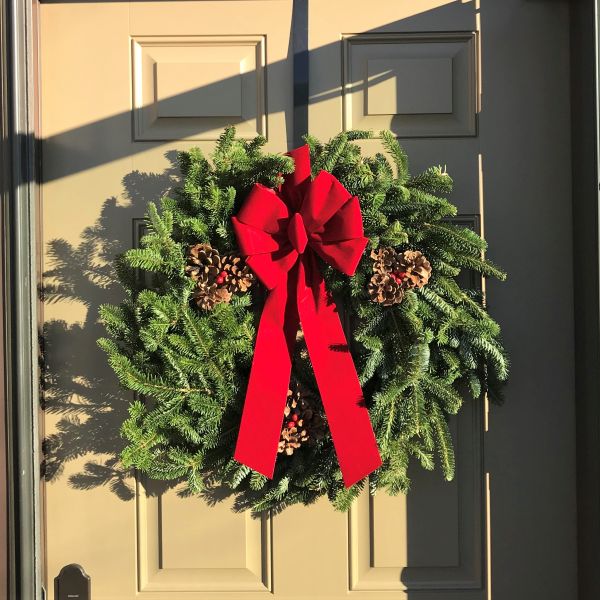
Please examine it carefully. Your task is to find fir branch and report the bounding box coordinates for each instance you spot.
[98,125,508,513]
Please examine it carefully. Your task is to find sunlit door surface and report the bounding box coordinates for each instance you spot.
[39,1,576,599]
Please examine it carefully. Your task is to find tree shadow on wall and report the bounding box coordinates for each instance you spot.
[41,157,181,501]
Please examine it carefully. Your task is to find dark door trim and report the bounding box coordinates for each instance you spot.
[0,12,9,593]
[571,0,600,597]
[0,0,43,598]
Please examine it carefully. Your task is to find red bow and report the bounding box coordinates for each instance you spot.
[232,145,382,487]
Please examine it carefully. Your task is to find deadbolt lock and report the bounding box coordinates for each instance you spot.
[54,564,90,600]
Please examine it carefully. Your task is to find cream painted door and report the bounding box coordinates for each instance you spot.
[39,2,576,600]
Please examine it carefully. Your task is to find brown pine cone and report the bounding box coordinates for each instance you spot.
[278,383,326,456]
[185,243,221,282]
[192,284,232,311]
[185,243,233,310]
[220,254,254,294]
[370,247,400,275]
[397,250,432,289]
[368,272,405,306]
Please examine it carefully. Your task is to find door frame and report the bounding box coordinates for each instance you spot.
[571,0,600,598]
[1,0,43,598]
[1,0,598,599]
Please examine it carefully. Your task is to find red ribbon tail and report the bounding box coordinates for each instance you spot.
[297,257,382,487]
[234,274,299,478]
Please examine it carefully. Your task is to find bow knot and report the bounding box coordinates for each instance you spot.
[231,145,382,487]
[287,213,308,254]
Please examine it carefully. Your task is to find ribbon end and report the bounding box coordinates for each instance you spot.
[233,451,276,480]
[341,455,383,488]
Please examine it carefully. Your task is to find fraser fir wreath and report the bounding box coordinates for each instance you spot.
[98,127,508,513]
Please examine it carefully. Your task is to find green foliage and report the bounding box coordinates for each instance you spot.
[99,127,508,514]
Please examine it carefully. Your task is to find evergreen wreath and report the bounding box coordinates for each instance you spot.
[98,127,508,513]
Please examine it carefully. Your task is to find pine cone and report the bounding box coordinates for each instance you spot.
[220,254,254,294]
[368,246,432,302]
[185,243,233,310]
[397,250,432,289]
[278,383,326,456]
[186,243,220,279]
[192,284,232,311]
[368,272,405,306]
[370,247,400,275]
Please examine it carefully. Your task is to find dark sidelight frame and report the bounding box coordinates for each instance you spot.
[0,0,43,599]
[0,0,599,599]
[571,1,600,598]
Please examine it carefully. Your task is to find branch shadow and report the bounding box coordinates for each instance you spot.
[41,156,181,501]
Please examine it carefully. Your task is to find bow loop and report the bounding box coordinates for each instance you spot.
[232,145,382,487]
[236,183,290,234]
[301,171,354,232]
[282,145,312,192]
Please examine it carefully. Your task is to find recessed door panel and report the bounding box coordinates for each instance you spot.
[137,479,272,593]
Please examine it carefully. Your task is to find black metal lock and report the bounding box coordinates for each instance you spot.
[54,564,90,600]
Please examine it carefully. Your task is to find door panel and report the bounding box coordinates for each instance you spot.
[341,31,478,137]
[137,480,272,593]
[349,403,483,594]
[129,1,292,147]
[308,2,486,596]
[308,0,478,142]
[40,3,292,599]
[40,1,576,599]
[131,35,268,141]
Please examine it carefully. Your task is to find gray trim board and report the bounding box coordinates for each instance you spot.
[0,4,9,598]
[0,0,42,598]
[571,0,600,597]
